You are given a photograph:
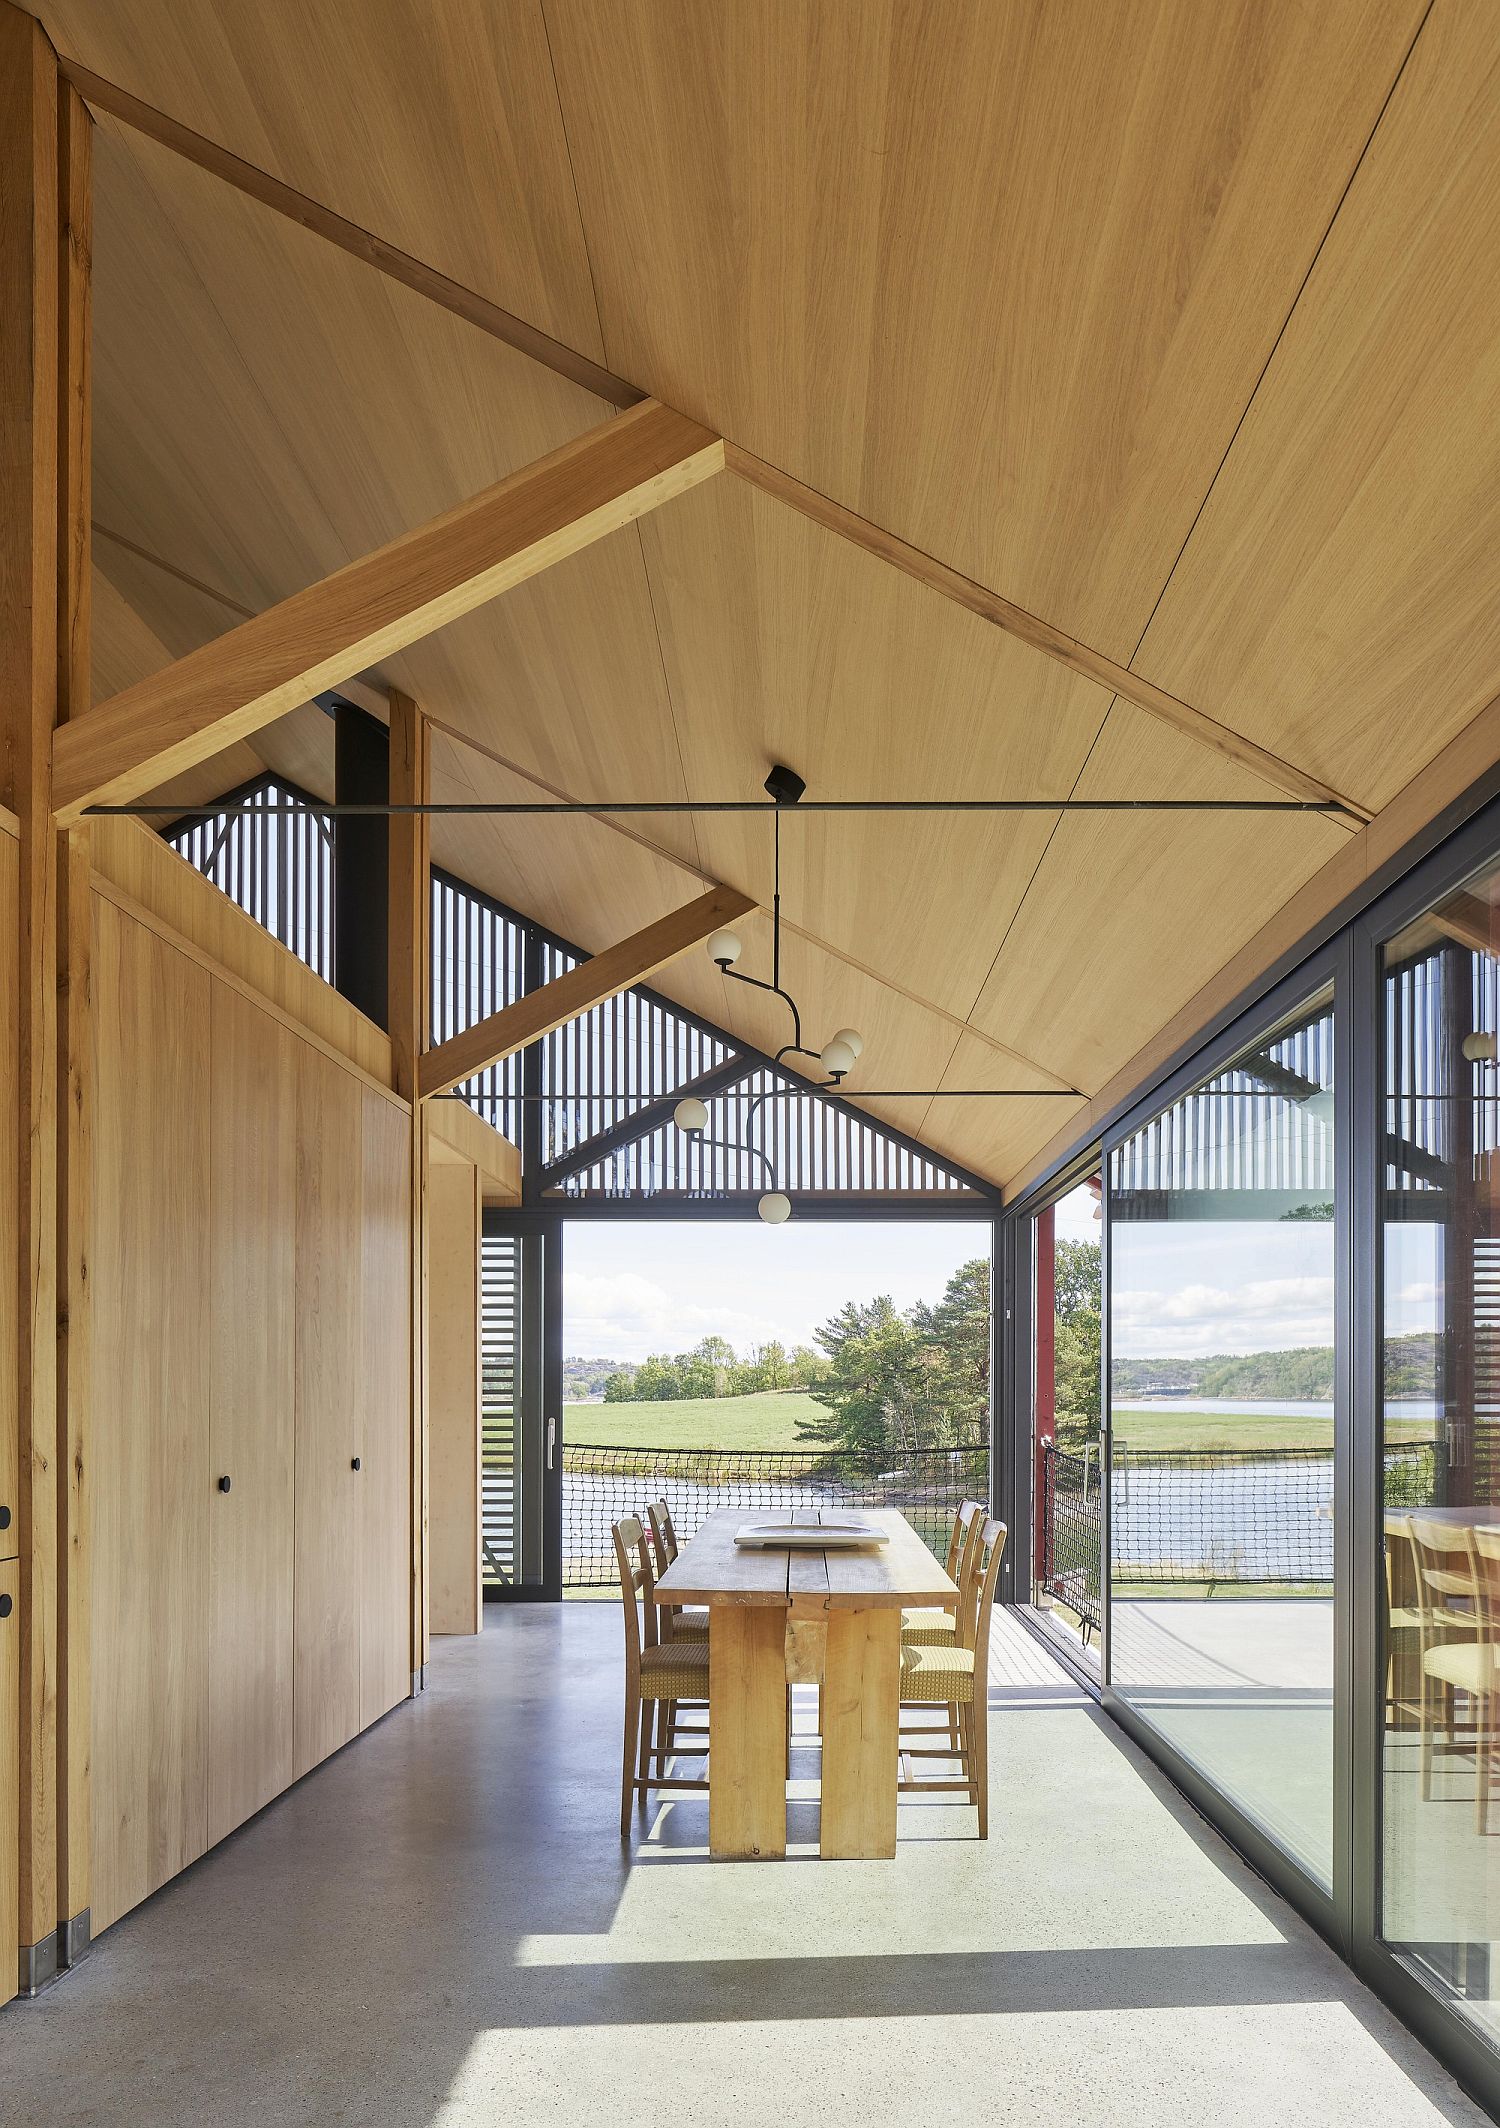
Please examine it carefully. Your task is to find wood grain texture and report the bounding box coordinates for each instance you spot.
[207,984,295,1846]
[90,896,211,1935]
[54,400,724,820]
[57,54,637,408]
[1134,4,1500,816]
[707,1604,787,1860]
[1,3,63,1957]
[0,1558,17,2008]
[724,450,1366,819]
[35,0,609,357]
[820,1607,901,1860]
[419,883,756,1098]
[360,1089,412,1723]
[89,816,391,1082]
[292,1045,363,1779]
[426,1095,521,1206]
[546,0,1424,656]
[426,1159,481,1637]
[388,686,427,1674]
[56,824,91,1923]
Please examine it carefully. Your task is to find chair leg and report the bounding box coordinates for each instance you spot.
[637,1691,654,1807]
[621,1688,640,1838]
[1480,1692,1491,1836]
[973,1690,989,1839]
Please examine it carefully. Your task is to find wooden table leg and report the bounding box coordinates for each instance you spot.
[820,1606,901,1859]
[709,1605,787,1858]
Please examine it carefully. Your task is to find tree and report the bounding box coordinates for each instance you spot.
[798,1260,992,1457]
[602,1369,636,1403]
[1051,1237,1101,1452]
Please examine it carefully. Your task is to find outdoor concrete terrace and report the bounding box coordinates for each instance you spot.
[0,1605,1482,2128]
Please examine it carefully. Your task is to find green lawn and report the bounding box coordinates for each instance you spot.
[565,1389,825,1452]
[1110,1408,1437,1453]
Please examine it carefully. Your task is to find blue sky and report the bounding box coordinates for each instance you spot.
[563,1219,991,1362]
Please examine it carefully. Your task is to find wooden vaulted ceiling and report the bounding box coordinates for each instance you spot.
[33,0,1500,1191]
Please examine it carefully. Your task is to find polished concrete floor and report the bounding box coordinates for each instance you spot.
[1,1605,1491,2128]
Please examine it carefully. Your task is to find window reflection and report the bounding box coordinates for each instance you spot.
[1109,989,1337,1887]
[1383,872,1500,2039]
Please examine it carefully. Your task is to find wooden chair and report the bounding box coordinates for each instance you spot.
[897,1515,1008,1837]
[647,1499,709,1641]
[901,1498,986,1647]
[612,1514,710,1837]
[1407,1515,1493,1829]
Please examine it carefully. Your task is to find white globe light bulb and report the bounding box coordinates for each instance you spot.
[820,1037,856,1077]
[757,1191,792,1226]
[707,928,742,968]
[831,1027,864,1060]
[673,1096,710,1134]
[1463,1030,1497,1064]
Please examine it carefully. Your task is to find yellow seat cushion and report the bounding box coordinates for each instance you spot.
[1424,1642,1500,1695]
[640,1640,711,1700]
[899,1643,976,1705]
[901,1607,957,1646]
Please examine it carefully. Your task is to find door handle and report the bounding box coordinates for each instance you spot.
[546,1416,556,1472]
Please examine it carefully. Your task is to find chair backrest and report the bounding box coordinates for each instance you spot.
[944,1498,985,1580]
[1470,1525,1500,1636]
[611,1514,661,1672]
[647,1498,680,1572]
[967,1517,1009,1678]
[1406,1516,1478,1640]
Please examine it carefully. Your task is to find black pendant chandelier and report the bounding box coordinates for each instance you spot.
[671,765,863,1224]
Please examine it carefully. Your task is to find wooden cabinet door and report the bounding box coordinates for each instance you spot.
[360,1090,413,1726]
[292,1048,362,1778]
[90,903,211,1933]
[207,987,296,1844]
[427,1156,481,1636]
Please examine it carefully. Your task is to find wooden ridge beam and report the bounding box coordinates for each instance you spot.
[52,399,723,825]
[419,885,756,1101]
[724,445,1373,825]
[56,57,643,411]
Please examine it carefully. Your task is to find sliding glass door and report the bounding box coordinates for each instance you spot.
[1378,854,1500,2042]
[479,1214,563,1600]
[1107,986,1339,1888]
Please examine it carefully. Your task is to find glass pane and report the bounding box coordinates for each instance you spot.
[1029,1178,1103,1668]
[1109,988,1336,1887]
[1381,868,1500,2043]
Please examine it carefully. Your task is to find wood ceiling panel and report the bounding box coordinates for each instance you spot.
[966,705,1349,1093]
[919,1030,1089,1189]
[636,475,1113,1018]
[89,115,705,872]
[544,0,1424,657]
[37,0,604,354]
[1133,7,1500,815]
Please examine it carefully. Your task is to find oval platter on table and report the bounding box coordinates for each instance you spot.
[732,1519,890,1550]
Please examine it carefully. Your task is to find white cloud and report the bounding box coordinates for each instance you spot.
[1111,1274,1334,1357]
[564,1270,780,1360]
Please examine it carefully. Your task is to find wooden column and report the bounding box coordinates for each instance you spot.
[0,4,88,1995]
[388,689,430,1680]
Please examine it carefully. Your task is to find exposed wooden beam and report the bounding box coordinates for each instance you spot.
[724,445,1373,825]
[0,0,64,1993]
[56,57,644,412]
[419,885,756,1100]
[52,399,724,825]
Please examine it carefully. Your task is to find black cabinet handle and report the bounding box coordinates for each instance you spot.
[0,1504,10,1530]
[351,1457,362,1472]
[217,1475,232,1494]
[0,1594,11,1618]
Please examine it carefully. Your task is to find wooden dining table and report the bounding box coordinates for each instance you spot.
[653,1505,959,1861]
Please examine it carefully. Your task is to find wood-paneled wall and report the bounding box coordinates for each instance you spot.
[90,872,413,1935]
[426,1156,481,1636]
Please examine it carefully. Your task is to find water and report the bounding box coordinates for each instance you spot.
[1110,1460,1333,1580]
[1115,1397,1442,1420]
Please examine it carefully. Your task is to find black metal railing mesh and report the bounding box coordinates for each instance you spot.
[1041,1439,1441,1630]
[562,1443,989,1589]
